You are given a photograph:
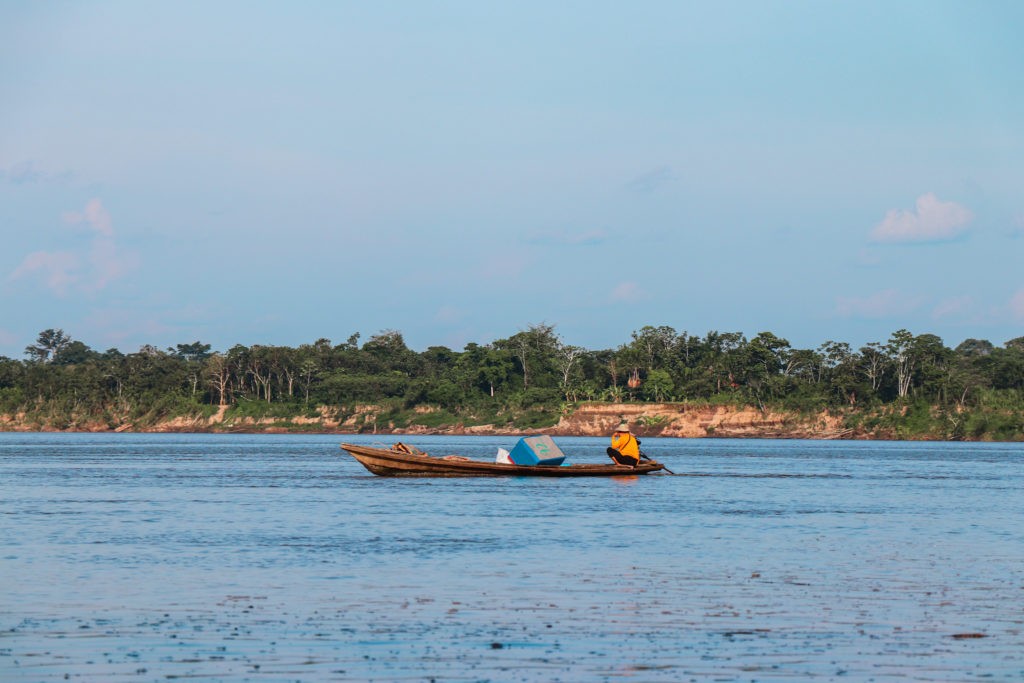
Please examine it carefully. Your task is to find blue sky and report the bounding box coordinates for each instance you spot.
[2,1,1023,357]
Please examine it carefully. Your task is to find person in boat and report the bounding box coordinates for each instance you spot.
[607,421,643,466]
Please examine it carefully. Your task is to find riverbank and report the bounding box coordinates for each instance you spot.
[0,401,973,440]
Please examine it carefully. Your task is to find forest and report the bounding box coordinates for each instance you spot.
[1,325,1023,440]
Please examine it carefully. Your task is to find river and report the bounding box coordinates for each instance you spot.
[1,433,1022,681]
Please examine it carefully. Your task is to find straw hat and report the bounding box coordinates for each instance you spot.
[615,421,631,433]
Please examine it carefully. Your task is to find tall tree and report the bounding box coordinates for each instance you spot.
[205,353,231,406]
[819,341,857,404]
[629,325,678,371]
[499,323,560,390]
[53,340,98,365]
[171,342,213,362]
[859,342,888,393]
[1004,336,1024,352]
[25,329,72,363]
[955,339,994,358]
[644,369,674,402]
[887,329,916,399]
[702,331,746,393]
[557,345,587,402]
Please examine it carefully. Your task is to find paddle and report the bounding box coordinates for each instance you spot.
[636,435,676,475]
[641,452,675,475]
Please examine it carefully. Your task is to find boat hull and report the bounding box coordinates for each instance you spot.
[340,443,665,477]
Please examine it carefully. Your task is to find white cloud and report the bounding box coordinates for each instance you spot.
[610,281,645,303]
[9,251,80,296]
[9,199,136,296]
[870,193,973,243]
[88,235,139,291]
[835,289,922,318]
[63,198,114,237]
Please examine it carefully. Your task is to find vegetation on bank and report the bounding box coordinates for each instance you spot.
[2,325,1023,440]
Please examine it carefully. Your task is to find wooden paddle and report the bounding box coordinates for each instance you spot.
[640,453,675,475]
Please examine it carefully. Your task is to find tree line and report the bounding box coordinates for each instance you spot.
[1,325,1023,438]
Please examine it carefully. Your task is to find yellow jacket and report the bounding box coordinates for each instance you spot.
[610,431,640,459]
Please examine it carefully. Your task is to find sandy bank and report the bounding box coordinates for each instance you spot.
[0,402,863,439]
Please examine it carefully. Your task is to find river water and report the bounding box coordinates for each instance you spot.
[1,433,1022,681]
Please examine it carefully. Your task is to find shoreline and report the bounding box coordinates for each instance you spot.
[2,402,1017,441]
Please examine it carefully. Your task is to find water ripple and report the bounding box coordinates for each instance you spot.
[2,433,1023,681]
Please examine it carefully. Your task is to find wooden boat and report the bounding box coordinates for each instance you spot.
[340,443,666,477]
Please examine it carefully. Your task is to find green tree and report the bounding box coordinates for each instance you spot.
[629,325,678,371]
[644,369,674,402]
[955,339,994,357]
[169,342,212,397]
[171,342,212,362]
[205,353,231,405]
[25,329,72,363]
[819,341,858,405]
[739,332,791,407]
[497,323,560,390]
[363,330,420,375]
[912,333,954,403]
[557,345,587,402]
[887,329,917,399]
[859,342,889,394]
[702,331,746,394]
[53,340,99,365]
